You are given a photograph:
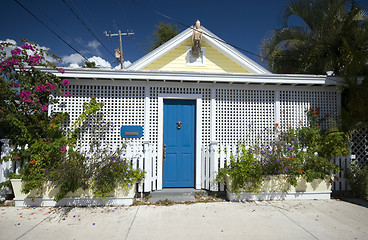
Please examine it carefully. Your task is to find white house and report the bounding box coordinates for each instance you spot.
[45,25,348,193]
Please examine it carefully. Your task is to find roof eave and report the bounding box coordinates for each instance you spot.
[44,68,342,86]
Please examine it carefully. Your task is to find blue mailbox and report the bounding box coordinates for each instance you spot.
[120,125,143,138]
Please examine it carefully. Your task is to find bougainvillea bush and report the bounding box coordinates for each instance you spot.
[217,108,350,193]
[0,40,70,192]
[0,40,144,201]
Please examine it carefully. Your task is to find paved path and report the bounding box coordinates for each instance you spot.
[0,199,367,240]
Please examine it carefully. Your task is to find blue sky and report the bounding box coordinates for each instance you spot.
[1,0,367,70]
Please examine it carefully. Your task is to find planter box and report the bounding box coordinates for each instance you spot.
[11,179,136,207]
[224,175,333,201]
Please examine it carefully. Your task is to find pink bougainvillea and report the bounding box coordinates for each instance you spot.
[46,82,56,91]
[21,43,34,51]
[62,79,70,87]
[35,85,47,92]
[10,58,19,65]
[28,55,42,65]
[11,48,21,56]
[62,91,71,97]
[40,105,48,111]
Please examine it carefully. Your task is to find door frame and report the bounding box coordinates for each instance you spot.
[158,94,202,190]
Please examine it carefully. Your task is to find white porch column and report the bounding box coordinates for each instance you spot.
[210,87,216,143]
[209,87,218,191]
[143,86,152,192]
[274,90,280,124]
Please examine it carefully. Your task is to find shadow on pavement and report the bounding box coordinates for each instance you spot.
[339,197,368,208]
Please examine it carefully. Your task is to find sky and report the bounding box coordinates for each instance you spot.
[1,0,367,70]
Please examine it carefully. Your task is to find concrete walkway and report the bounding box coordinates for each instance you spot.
[0,199,367,240]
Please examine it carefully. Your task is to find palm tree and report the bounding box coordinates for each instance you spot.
[262,0,368,75]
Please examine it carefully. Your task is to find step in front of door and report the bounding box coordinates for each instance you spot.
[148,189,205,203]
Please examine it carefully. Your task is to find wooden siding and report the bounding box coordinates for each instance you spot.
[143,39,249,73]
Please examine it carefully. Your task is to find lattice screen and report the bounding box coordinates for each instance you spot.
[351,128,368,167]
[53,85,145,151]
[280,90,339,129]
[216,89,275,150]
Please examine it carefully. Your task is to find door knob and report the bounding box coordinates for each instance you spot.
[176,121,182,129]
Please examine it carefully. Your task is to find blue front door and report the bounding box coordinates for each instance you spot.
[163,100,195,187]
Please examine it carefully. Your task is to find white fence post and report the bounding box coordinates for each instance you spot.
[0,139,13,200]
[143,140,151,192]
[0,139,12,183]
[209,141,219,191]
[205,145,210,190]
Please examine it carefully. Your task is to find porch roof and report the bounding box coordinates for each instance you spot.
[45,68,343,86]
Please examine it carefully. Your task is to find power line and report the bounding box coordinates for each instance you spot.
[13,0,89,62]
[29,0,90,56]
[62,0,116,60]
[28,0,107,68]
[113,0,134,31]
[130,0,268,61]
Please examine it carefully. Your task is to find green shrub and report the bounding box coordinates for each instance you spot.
[345,162,368,198]
[216,145,263,193]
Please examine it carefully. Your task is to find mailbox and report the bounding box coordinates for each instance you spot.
[120,125,143,138]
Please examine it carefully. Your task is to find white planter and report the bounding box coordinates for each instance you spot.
[224,175,333,201]
[10,179,136,207]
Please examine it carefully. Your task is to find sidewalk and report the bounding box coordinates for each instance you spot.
[0,199,367,240]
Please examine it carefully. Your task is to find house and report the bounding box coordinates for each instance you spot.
[46,23,347,194]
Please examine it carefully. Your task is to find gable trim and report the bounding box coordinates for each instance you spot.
[127,28,192,71]
[126,26,271,74]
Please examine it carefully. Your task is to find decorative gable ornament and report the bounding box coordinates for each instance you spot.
[191,20,203,58]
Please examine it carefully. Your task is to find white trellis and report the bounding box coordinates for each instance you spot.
[46,77,353,193]
[0,79,363,193]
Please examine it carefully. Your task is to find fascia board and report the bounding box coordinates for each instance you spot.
[47,68,341,86]
[127,28,193,71]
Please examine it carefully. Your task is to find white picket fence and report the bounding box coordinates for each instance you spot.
[0,139,357,194]
[200,143,351,192]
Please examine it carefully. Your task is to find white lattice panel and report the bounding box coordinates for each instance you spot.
[280,90,338,129]
[351,128,368,167]
[215,89,275,150]
[53,85,145,150]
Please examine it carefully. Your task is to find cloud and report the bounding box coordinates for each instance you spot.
[1,39,17,45]
[87,40,101,50]
[62,53,85,65]
[64,55,113,69]
[114,61,132,70]
[0,39,56,62]
[0,39,17,57]
[88,56,111,68]
[69,63,80,68]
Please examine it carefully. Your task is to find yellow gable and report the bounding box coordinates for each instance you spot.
[143,39,249,73]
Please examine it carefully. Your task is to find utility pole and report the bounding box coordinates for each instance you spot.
[104,30,134,69]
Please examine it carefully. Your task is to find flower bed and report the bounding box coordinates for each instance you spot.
[224,175,333,201]
[216,108,349,201]
[11,179,136,207]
